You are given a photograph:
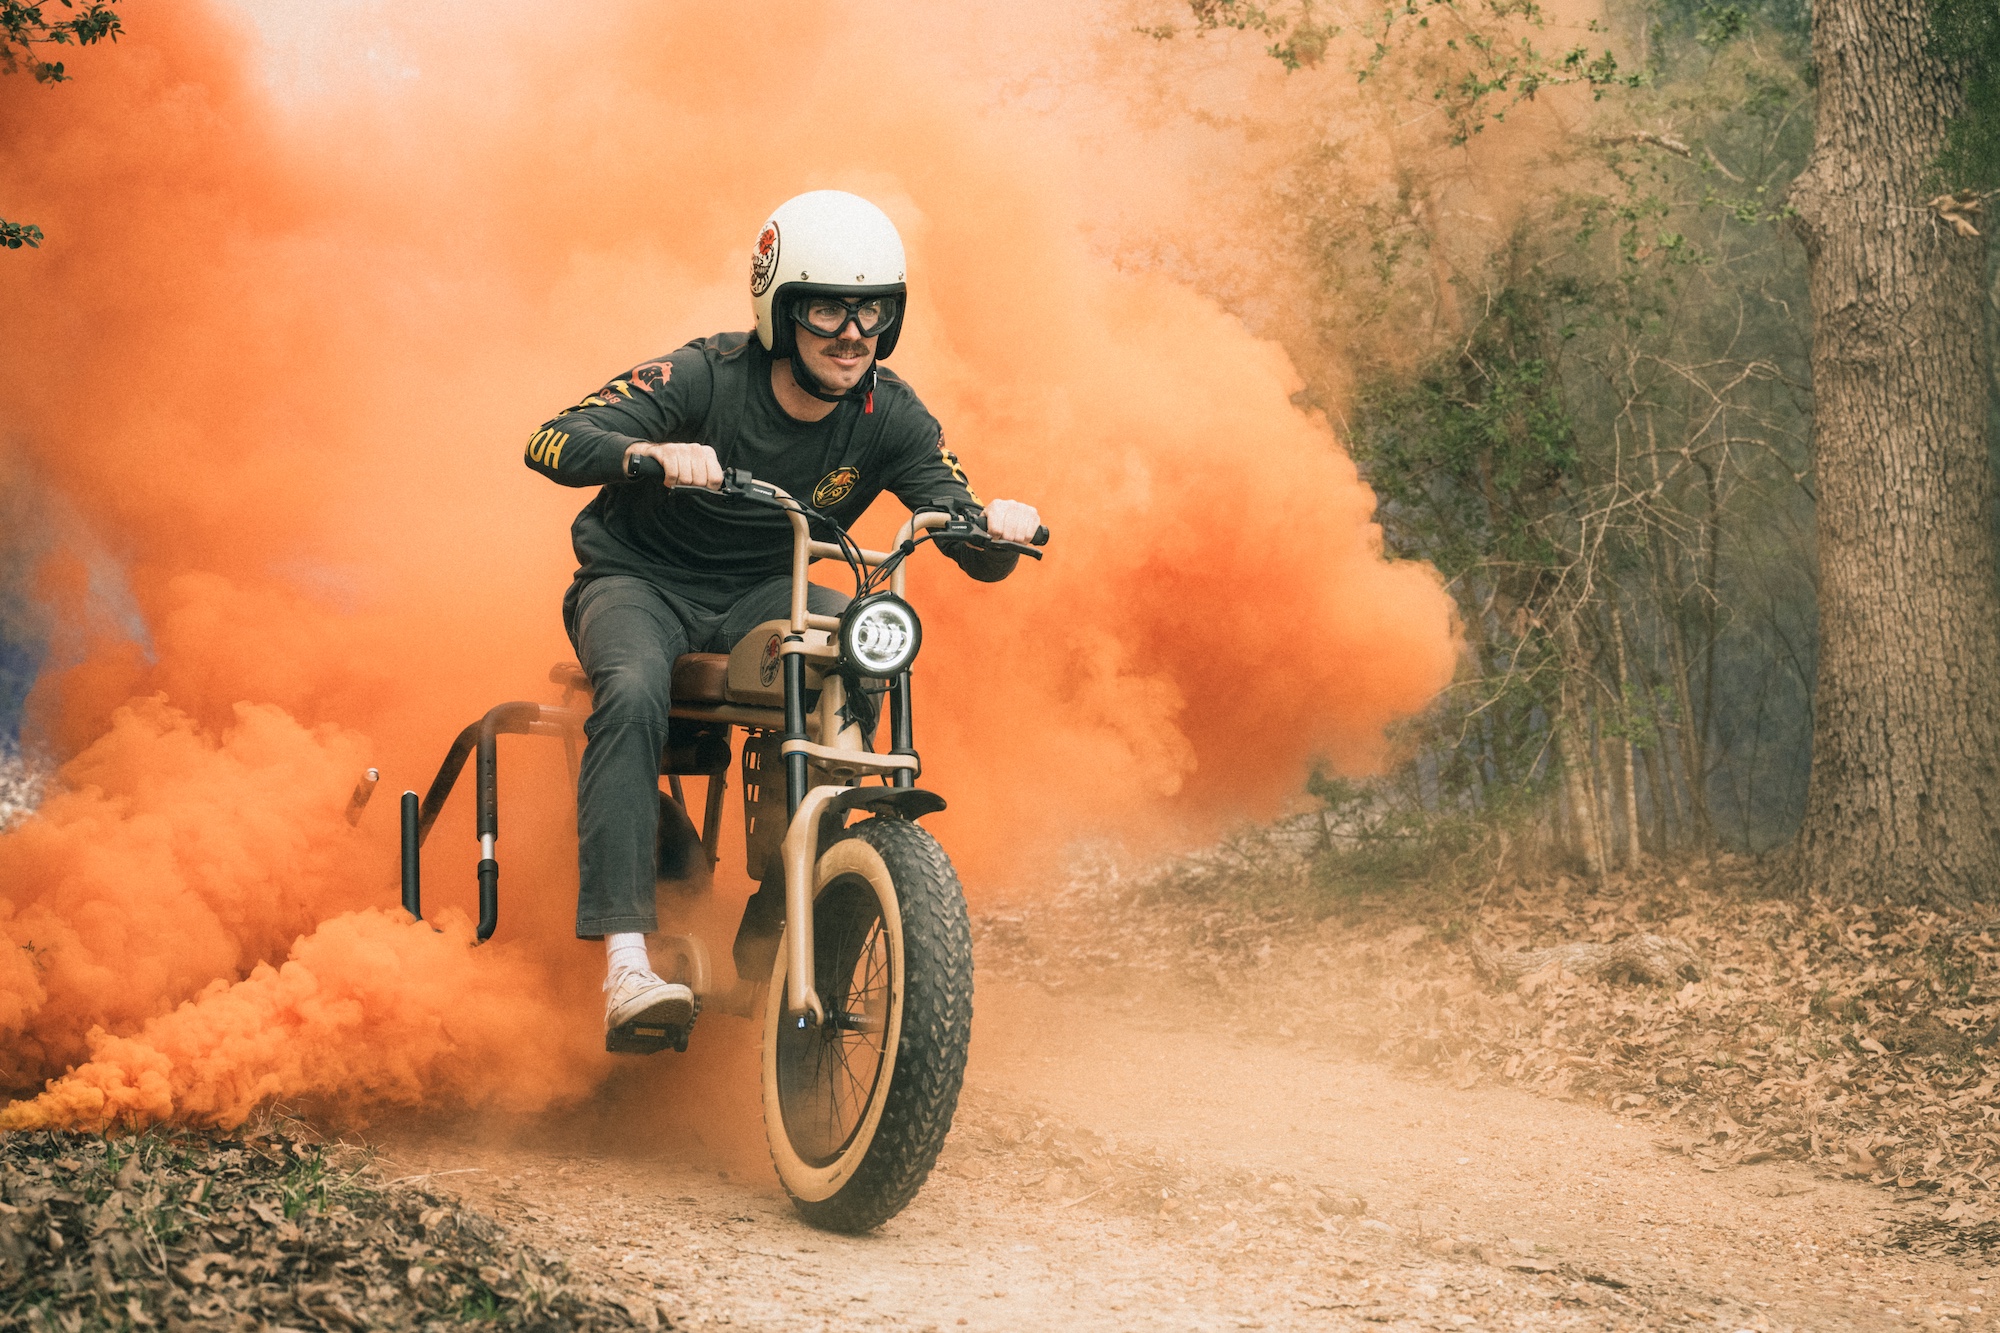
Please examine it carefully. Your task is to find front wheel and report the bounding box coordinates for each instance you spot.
[761,816,973,1232]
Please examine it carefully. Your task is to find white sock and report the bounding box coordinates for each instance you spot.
[605,932,650,977]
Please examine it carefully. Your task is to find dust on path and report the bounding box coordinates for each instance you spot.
[376,977,1995,1332]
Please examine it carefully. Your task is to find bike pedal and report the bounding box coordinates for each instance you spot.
[605,1000,700,1055]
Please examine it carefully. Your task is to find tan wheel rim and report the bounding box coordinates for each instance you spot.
[762,836,905,1202]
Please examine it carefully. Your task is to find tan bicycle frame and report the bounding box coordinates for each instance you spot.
[663,482,950,1024]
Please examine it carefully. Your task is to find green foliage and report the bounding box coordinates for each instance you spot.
[1357,2,1640,145]
[1331,3,1811,859]
[279,1143,336,1218]
[1353,282,1579,584]
[1931,0,2000,191]
[1306,764,1553,898]
[1145,0,1343,69]
[3,0,122,254]
[1140,0,1820,862]
[1645,0,1810,52]
[1,0,121,82]
[1161,0,1638,139]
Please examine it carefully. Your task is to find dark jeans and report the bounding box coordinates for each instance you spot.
[563,573,849,938]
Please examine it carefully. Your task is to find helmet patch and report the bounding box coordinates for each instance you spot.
[812,466,861,509]
[750,222,781,297]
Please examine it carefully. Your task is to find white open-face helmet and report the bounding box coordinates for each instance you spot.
[751,190,908,360]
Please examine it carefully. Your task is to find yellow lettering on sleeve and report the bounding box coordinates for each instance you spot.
[937,432,980,505]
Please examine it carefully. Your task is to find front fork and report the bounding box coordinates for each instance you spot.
[779,641,820,1022]
[778,655,917,1025]
[779,785,842,1026]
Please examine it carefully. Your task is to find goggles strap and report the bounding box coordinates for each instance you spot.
[788,354,876,406]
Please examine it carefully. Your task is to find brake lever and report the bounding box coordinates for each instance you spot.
[716,467,781,502]
[936,517,1047,561]
[629,456,790,506]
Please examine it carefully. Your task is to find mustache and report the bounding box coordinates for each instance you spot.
[821,339,872,358]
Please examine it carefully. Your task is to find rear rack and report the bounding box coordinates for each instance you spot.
[399,701,582,941]
[398,689,743,943]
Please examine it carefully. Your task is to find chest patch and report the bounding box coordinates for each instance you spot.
[812,466,861,509]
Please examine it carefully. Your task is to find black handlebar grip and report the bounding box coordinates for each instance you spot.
[1032,526,1050,547]
[626,453,666,483]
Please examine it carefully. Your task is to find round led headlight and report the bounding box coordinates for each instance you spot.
[839,593,922,677]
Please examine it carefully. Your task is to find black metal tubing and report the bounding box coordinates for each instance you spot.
[890,671,915,789]
[782,641,808,819]
[401,700,548,943]
[701,767,728,867]
[477,859,498,942]
[415,728,477,845]
[400,791,421,920]
[664,722,732,775]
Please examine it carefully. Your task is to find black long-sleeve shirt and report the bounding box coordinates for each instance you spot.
[526,332,1015,599]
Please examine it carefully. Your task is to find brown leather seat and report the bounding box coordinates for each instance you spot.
[670,653,730,705]
[549,655,730,705]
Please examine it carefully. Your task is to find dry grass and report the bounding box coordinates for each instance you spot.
[0,1125,664,1331]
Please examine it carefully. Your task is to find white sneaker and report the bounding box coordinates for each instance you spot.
[605,966,696,1032]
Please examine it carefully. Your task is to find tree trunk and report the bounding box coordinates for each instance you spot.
[1662,592,1711,849]
[1558,706,1605,878]
[1466,932,1705,989]
[1588,708,1617,873]
[1788,0,2000,906]
[1697,457,1721,792]
[1643,733,1672,853]
[1610,600,1645,868]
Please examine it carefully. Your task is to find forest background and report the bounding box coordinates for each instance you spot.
[1129,0,2000,898]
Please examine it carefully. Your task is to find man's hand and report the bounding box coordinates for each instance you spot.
[984,498,1042,545]
[626,440,724,489]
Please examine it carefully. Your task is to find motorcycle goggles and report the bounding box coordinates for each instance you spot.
[790,293,902,340]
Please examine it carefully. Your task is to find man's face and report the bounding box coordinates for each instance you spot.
[791,296,889,393]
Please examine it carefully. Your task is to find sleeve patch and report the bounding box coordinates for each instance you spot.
[554,357,677,417]
[629,358,673,392]
[526,428,569,468]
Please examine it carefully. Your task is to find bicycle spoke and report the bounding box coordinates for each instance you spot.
[778,876,900,1166]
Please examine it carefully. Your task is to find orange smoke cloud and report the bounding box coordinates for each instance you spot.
[0,0,1455,1130]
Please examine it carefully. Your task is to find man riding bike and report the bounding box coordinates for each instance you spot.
[524,190,1042,1040]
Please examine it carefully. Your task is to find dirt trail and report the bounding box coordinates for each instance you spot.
[376,975,1994,1332]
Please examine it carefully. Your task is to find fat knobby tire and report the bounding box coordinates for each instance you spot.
[789,816,973,1233]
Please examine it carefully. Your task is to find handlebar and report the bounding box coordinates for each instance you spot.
[924,506,1048,560]
[624,455,1050,557]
